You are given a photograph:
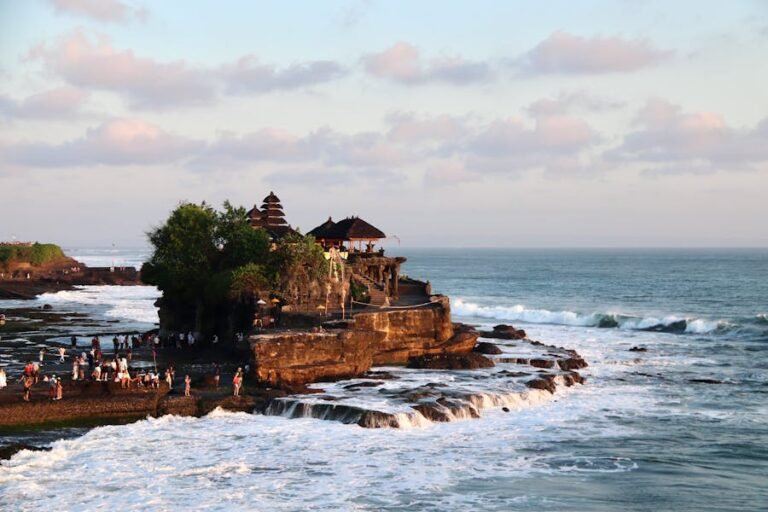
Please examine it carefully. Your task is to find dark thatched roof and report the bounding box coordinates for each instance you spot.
[308,217,336,239]
[263,225,300,240]
[312,216,385,241]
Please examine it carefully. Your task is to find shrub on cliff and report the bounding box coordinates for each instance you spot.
[0,243,67,268]
[142,201,331,336]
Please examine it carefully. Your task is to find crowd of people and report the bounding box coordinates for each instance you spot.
[2,331,249,403]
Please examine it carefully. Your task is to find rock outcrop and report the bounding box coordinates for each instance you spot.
[251,297,480,388]
[479,324,527,340]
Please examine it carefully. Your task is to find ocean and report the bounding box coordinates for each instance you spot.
[1,248,767,511]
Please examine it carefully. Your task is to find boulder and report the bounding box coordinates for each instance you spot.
[479,324,527,340]
[473,342,502,355]
[407,352,495,370]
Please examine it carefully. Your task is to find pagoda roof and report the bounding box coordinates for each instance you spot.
[314,216,385,241]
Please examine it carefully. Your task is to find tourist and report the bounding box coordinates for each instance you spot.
[72,356,80,381]
[0,367,7,388]
[55,378,63,401]
[92,365,102,381]
[213,363,220,389]
[32,362,40,383]
[232,368,242,397]
[22,375,33,402]
[70,335,77,349]
[48,375,58,400]
[165,369,173,390]
[58,346,66,363]
[184,374,191,396]
[39,348,45,366]
[112,336,119,353]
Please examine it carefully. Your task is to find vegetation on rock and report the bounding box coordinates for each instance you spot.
[0,243,67,268]
[142,201,339,339]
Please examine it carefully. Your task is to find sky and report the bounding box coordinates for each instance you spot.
[1,0,767,248]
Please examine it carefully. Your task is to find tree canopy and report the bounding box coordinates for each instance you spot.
[142,201,336,336]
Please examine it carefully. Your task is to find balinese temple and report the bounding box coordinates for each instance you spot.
[309,216,403,304]
[247,192,299,241]
[308,216,386,253]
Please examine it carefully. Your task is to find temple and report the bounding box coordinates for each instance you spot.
[249,191,407,307]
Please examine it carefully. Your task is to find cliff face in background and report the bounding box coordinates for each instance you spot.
[251,297,479,388]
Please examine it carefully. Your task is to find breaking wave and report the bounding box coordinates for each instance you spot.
[452,299,730,335]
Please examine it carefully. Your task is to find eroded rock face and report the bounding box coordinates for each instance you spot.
[251,330,376,388]
[479,324,527,340]
[251,297,480,388]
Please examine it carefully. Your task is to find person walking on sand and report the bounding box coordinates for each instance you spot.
[22,375,33,402]
[58,346,66,363]
[184,374,191,397]
[232,368,242,397]
[55,377,63,401]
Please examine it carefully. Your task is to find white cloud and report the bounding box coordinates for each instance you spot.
[48,0,147,23]
[521,31,671,74]
[5,118,199,166]
[363,41,492,85]
[0,86,89,119]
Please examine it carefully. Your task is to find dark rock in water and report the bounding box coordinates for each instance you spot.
[473,342,502,355]
[688,378,723,385]
[597,316,619,328]
[562,372,586,386]
[42,304,53,310]
[526,375,557,393]
[629,346,648,352]
[529,358,556,369]
[479,324,527,340]
[644,320,687,333]
[502,407,510,412]
[557,356,589,370]
[358,410,400,428]
[343,381,383,390]
[0,443,51,461]
[407,353,495,370]
[364,371,399,380]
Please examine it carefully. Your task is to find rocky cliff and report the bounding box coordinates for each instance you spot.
[251,296,479,388]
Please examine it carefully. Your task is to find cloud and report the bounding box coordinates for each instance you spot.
[222,56,345,93]
[0,86,89,119]
[521,31,671,74]
[48,0,147,23]
[196,127,415,170]
[363,41,492,84]
[526,91,625,117]
[607,99,768,173]
[30,32,215,108]
[5,118,199,166]
[386,112,469,142]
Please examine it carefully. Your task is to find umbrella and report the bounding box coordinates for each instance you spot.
[256,299,267,305]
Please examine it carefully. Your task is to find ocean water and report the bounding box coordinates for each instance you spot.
[2,248,767,511]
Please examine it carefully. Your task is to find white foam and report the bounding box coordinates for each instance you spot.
[35,285,160,324]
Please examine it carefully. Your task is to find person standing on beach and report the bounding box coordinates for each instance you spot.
[22,375,33,402]
[55,378,63,401]
[0,368,7,389]
[213,363,220,389]
[232,368,242,397]
[70,335,77,349]
[184,374,191,396]
[72,356,80,381]
[58,346,66,363]
[39,348,45,366]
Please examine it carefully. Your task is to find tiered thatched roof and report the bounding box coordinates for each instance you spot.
[248,192,298,240]
[309,216,385,242]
